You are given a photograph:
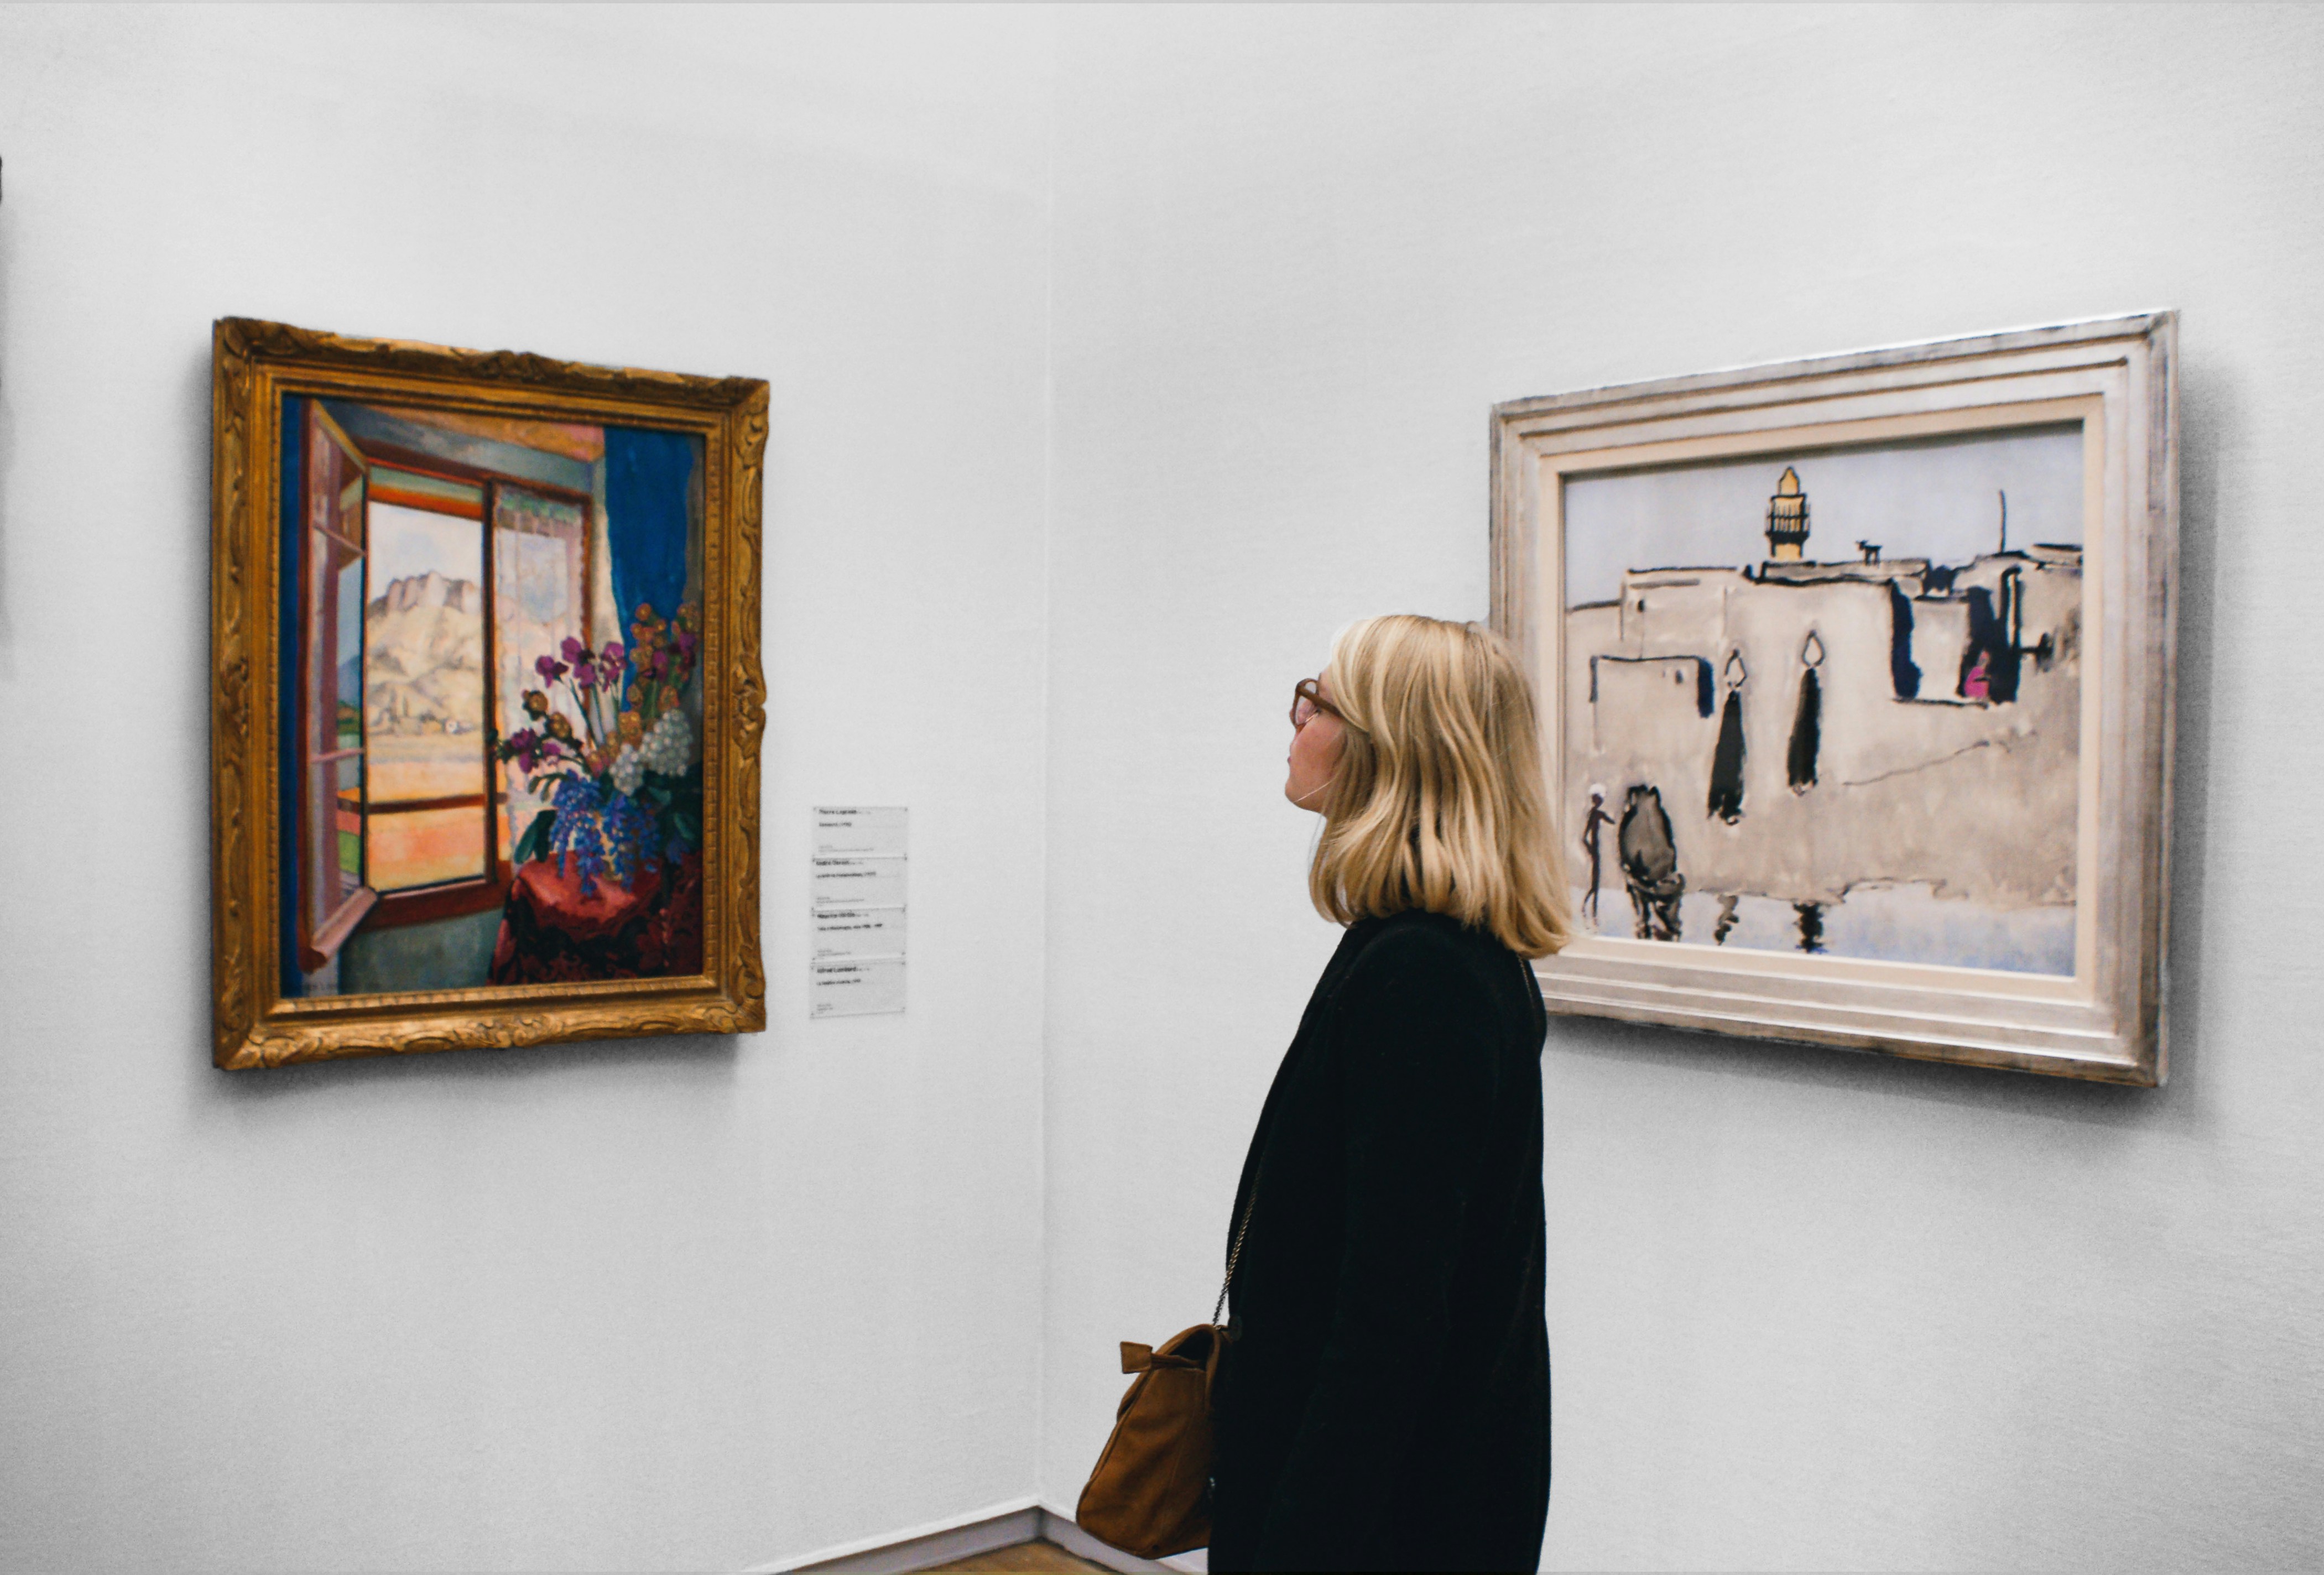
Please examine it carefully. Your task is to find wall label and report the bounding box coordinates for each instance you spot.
[811,807,906,1016]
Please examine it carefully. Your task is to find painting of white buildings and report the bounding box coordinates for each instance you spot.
[1563,426,2085,974]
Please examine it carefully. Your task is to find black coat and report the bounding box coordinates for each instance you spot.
[1209,910,1551,1573]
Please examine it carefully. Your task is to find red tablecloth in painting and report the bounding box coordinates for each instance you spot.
[489,853,704,984]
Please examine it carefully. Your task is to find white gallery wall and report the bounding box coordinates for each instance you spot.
[1041,6,2324,1572]
[4,6,2323,1574]
[0,8,1053,1572]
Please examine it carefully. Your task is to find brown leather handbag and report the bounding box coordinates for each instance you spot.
[1074,1197,1256,1559]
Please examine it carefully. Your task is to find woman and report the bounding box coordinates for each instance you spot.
[1208,615,1571,1574]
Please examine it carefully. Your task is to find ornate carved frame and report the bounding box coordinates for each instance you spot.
[210,318,768,1069]
[1492,314,2178,1084]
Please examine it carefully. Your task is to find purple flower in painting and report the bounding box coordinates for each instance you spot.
[535,654,566,682]
[507,726,540,771]
[601,640,626,671]
[560,635,588,664]
[574,659,598,689]
[675,629,698,662]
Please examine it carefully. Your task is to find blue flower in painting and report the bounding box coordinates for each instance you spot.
[548,774,653,895]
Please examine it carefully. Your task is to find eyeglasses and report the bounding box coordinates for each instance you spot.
[1290,677,1342,731]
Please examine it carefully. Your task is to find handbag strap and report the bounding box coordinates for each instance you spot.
[1211,1187,1258,1328]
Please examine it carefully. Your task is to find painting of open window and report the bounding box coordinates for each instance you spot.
[1492,316,2178,1083]
[212,320,768,1068]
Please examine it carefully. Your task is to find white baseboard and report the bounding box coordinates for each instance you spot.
[746,1500,1207,1575]
[1037,1505,1208,1574]
[751,1499,1040,1573]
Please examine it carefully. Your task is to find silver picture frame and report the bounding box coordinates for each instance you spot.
[1492,314,2178,1084]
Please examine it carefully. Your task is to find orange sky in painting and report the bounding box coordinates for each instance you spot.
[371,404,605,463]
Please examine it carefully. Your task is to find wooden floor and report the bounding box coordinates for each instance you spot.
[923,1539,1112,1573]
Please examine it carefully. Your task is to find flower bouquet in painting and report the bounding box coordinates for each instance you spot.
[488,603,707,983]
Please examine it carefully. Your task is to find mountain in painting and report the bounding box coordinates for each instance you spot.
[365,571,484,736]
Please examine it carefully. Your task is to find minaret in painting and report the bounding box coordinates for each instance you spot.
[1765,466,1809,560]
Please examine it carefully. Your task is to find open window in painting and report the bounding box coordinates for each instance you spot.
[490,484,590,867]
[294,403,378,970]
[280,398,614,995]
[363,477,492,896]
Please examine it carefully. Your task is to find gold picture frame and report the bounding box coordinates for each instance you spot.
[1493,314,2177,1084]
[210,318,768,1069]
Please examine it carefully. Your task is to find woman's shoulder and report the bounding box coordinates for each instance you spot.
[1338,910,1522,995]
[1322,912,1541,1084]
[1348,907,1513,955]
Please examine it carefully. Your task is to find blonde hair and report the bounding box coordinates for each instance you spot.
[1309,614,1575,958]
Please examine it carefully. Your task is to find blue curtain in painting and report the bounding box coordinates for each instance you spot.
[605,427,696,648]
